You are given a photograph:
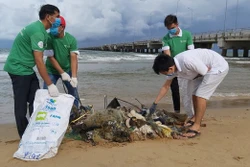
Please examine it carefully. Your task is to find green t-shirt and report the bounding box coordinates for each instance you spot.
[4,20,48,75]
[45,32,78,75]
[162,30,193,57]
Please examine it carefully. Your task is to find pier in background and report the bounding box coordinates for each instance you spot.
[80,29,250,57]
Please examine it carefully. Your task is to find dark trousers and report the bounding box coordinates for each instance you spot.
[170,77,180,111]
[9,73,40,138]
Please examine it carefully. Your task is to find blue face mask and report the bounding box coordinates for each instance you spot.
[51,18,61,28]
[167,73,175,76]
[163,70,176,77]
[50,18,61,36]
[50,27,59,36]
[169,27,177,35]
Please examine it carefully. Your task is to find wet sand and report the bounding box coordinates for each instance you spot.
[0,106,250,167]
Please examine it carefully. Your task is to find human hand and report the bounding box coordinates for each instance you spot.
[61,72,71,81]
[207,66,211,72]
[193,74,202,80]
[70,77,78,88]
[149,102,157,114]
[48,84,60,97]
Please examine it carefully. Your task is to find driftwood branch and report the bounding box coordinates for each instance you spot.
[115,98,141,110]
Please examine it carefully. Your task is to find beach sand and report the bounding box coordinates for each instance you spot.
[0,106,250,167]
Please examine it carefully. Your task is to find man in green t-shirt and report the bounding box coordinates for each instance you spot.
[43,16,80,107]
[150,14,194,119]
[3,4,60,138]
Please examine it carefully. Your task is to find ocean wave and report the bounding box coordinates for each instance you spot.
[133,53,156,58]
[225,57,250,60]
[81,58,152,62]
[78,53,155,62]
[232,61,250,64]
[0,49,249,63]
[0,53,8,63]
[212,92,250,97]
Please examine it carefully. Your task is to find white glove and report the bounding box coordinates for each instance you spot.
[70,77,78,88]
[61,72,71,81]
[48,84,60,97]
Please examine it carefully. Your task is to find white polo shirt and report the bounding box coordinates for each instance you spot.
[166,49,229,80]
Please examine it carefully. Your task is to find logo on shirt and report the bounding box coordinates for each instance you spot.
[64,45,70,49]
[180,40,187,43]
[38,41,44,48]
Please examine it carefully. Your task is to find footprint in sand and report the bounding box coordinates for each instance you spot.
[179,142,198,146]
[233,156,244,161]
[5,139,19,144]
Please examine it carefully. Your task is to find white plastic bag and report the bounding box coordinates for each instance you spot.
[13,89,75,161]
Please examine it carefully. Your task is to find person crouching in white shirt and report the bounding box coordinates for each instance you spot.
[150,48,229,138]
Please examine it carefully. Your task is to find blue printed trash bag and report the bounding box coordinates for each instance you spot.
[13,89,75,161]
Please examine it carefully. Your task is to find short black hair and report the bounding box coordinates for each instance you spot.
[39,4,60,20]
[152,53,175,75]
[164,14,178,27]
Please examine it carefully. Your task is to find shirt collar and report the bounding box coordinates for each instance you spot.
[169,27,182,38]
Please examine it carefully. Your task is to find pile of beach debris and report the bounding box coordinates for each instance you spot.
[66,98,189,145]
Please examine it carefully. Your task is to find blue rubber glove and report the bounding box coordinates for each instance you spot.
[149,102,157,114]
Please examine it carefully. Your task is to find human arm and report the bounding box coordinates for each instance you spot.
[149,79,172,114]
[48,56,64,74]
[45,52,71,81]
[69,37,79,88]
[154,79,172,104]
[69,52,79,88]
[162,35,171,56]
[163,49,171,56]
[193,65,211,80]
[187,31,194,50]
[34,51,59,96]
[31,33,59,96]
[34,51,53,85]
[70,52,78,78]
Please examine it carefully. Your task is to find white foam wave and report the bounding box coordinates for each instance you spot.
[1,49,248,63]
[133,53,156,58]
[0,53,8,62]
[212,92,250,97]
[79,56,150,62]
[233,61,250,64]
[225,57,250,60]
[78,53,155,62]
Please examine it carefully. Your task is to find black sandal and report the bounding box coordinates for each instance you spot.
[184,120,194,127]
[183,129,201,138]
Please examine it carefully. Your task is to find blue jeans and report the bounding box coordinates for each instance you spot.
[43,71,79,108]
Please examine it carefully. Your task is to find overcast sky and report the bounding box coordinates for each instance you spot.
[0,0,250,48]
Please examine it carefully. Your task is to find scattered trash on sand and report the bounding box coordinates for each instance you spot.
[66,97,191,145]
